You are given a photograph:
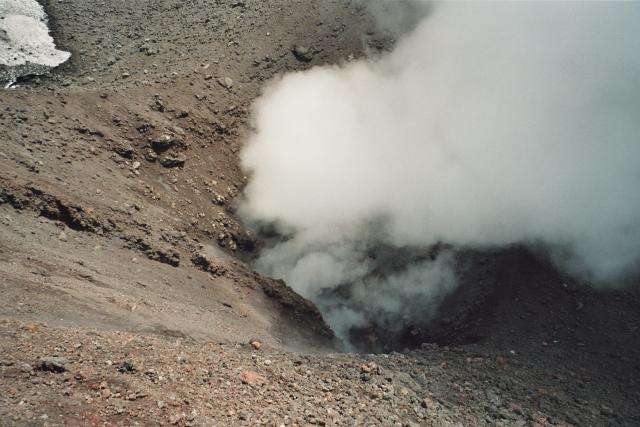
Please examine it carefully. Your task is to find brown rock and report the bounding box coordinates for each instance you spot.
[240,370,268,386]
[421,396,437,409]
[360,362,380,374]
[22,323,38,333]
[169,413,184,425]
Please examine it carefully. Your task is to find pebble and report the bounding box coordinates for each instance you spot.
[217,77,233,89]
[292,45,313,62]
[240,370,268,386]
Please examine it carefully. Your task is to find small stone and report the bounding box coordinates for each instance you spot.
[151,134,175,152]
[117,361,136,373]
[250,340,261,350]
[421,396,436,409]
[292,45,313,62]
[144,150,158,162]
[37,357,68,373]
[22,323,38,332]
[360,362,381,375]
[240,370,268,386]
[132,161,141,169]
[212,194,226,205]
[114,143,134,158]
[58,231,67,241]
[160,156,186,168]
[217,77,233,89]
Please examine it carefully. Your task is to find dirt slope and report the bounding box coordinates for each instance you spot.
[1,0,378,348]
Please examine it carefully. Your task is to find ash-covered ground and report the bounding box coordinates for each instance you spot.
[0,1,638,426]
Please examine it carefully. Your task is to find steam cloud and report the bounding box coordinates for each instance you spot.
[239,2,640,346]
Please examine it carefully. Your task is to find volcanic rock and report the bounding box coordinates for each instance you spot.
[160,156,186,168]
[37,357,68,373]
[240,370,268,386]
[292,45,313,62]
[151,134,176,152]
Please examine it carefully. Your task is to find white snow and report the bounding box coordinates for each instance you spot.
[0,0,70,76]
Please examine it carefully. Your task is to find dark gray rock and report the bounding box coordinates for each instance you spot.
[292,45,313,62]
[160,156,186,168]
[37,357,68,373]
[151,134,176,152]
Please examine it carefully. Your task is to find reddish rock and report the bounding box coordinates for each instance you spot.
[360,362,381,375]
[240,370,268,386]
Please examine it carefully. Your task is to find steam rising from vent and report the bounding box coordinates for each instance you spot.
[239,2,640,348]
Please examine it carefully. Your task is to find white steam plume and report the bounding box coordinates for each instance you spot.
[239,2,640,345]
